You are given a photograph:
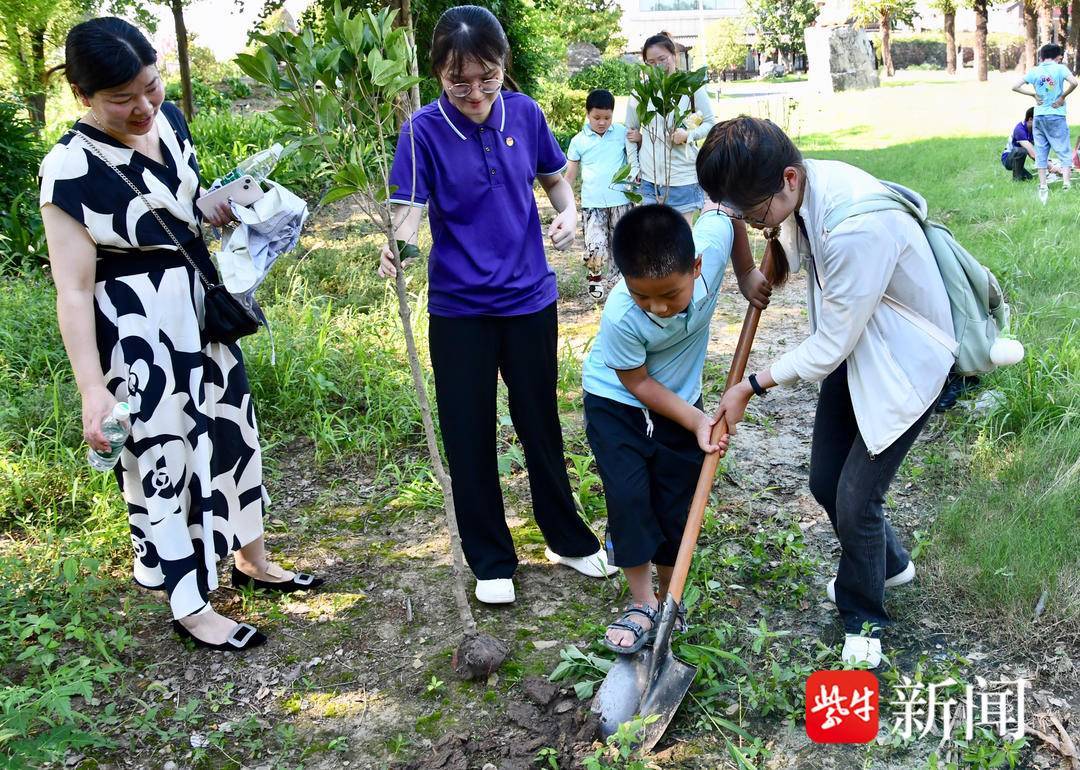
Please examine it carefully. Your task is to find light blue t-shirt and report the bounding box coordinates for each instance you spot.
[567,122,631,209]
[1025,61,1073,117]
[582,211,734,407]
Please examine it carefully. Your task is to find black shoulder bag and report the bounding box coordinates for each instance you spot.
[74,129,261,345]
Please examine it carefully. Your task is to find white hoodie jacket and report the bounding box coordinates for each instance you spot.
[769,159,955,455]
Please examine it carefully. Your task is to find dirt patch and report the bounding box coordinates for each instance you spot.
[402,677,599,770]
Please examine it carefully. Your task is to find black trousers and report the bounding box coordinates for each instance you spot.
[808,362,932,635]
[584,393,704,568]
[428,302,600,579]
[1004,147,1032,180]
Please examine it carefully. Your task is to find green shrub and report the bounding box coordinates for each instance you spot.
[188,111,324,200]
[568,57,638,95]
[0,101,41,209]
[535,80,587,145]
[221,75,252,100]
[885,34,947,69]
[164,78,231,114]
[0,101,46,274]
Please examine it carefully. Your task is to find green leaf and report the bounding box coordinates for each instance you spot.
[573,680,597,699]
[319,186,355,205]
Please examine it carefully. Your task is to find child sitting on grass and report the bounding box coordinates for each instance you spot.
[581,204,771,653]
[565,89,633,301]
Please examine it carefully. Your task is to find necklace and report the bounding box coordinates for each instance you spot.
[87,109,156,155]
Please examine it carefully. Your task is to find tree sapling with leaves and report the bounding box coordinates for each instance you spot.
[239,3,617,677]
[619,34,716,223]
[238,5,512,678]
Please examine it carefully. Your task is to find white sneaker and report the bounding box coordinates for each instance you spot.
[1046,172,1062,184]
[545,547,618,578]
[475,578,515,604]
[842,634,882,668]
[826,560,916,603]
[1038,185,1049,205]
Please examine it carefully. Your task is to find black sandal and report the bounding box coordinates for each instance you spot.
[231,566,324,593]
[656,594,690,633]
[603,603,658,655]
[172,620,267,651]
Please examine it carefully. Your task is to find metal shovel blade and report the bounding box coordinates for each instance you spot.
[591,596,697,752]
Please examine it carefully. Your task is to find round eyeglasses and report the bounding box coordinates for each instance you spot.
[722,194,776,229]
[447,79,503,99]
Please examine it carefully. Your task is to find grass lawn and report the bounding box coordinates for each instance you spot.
[0,70,1076,767]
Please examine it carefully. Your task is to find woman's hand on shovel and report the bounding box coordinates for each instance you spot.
[716,380,755,435]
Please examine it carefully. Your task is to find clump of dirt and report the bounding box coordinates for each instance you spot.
[452,633,511,680]
[403,677,599,770]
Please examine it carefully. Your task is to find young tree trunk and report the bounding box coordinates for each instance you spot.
[1038,0,1054,44]
[1070,0,1080,67]
[1056,2,1067,45]
[945,10,957,74]
[880,9,894,77]
[388,257,478,639]
[171,0,195,120]
[974,0,989,81]
[27,27,46,126]
[1024,0,1039,67]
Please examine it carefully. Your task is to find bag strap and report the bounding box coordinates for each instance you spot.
[881,294,959,355]
[73,129,214,291]
[822,186,958,356]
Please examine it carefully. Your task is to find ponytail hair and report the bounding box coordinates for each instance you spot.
[56,17,157,97]
[430,5,517,91]
[697,116,801,286]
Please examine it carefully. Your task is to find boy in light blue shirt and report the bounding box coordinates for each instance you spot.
[565,89,632,301]
[582,204,769,654]
[1014,43,1078,200]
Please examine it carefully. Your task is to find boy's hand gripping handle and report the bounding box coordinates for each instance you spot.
[666,239,779,604]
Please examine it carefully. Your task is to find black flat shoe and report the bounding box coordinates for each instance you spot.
[172,620,267,651]
[231,565,325,593]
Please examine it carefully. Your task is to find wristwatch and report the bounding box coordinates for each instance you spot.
[748,373,768,397]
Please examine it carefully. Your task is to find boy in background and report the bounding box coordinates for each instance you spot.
[1014,43,1078,202]
[565,89,633,301]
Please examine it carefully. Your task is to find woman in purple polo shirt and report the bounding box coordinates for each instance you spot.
[379,5,614,605]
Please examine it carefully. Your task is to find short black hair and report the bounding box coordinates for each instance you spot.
[586,89,614,112]
[61,17,157,97]
[612,205,695,279]
[1040,43,1063,60]
[1025,106,1035,122]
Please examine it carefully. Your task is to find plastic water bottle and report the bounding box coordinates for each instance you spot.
[218,143,283,187]
[88,402,131,471]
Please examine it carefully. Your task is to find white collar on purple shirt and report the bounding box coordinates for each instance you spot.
[437,91,506,141]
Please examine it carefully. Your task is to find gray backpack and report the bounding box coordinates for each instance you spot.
[823,181,1020,376]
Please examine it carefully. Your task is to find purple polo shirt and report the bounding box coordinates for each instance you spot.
[388,91,567,317]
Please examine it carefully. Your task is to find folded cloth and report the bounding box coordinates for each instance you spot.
[214,180,309,362]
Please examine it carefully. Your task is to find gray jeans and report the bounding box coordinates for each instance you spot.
[808,362,932,635]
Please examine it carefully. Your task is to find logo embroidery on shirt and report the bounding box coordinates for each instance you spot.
[505,137,515,147]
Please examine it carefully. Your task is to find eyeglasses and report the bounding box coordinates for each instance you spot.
[446,78,503,99]
[645,53,673,67]
[722,194,775,228]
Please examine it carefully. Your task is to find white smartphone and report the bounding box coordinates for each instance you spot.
[196,175,264,217]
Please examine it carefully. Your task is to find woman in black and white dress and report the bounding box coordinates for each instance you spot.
[40,17,322,651]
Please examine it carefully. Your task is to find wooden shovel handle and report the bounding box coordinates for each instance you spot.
[666,240,778,603]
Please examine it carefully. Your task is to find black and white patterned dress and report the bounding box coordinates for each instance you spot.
[39,102,266,620]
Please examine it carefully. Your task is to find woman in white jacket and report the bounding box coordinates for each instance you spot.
[700,117,954,667]
[625,34,717,224]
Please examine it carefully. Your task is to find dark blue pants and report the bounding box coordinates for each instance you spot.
[808,362,931,635]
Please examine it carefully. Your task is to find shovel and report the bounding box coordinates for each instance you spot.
[592,240,779,751]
